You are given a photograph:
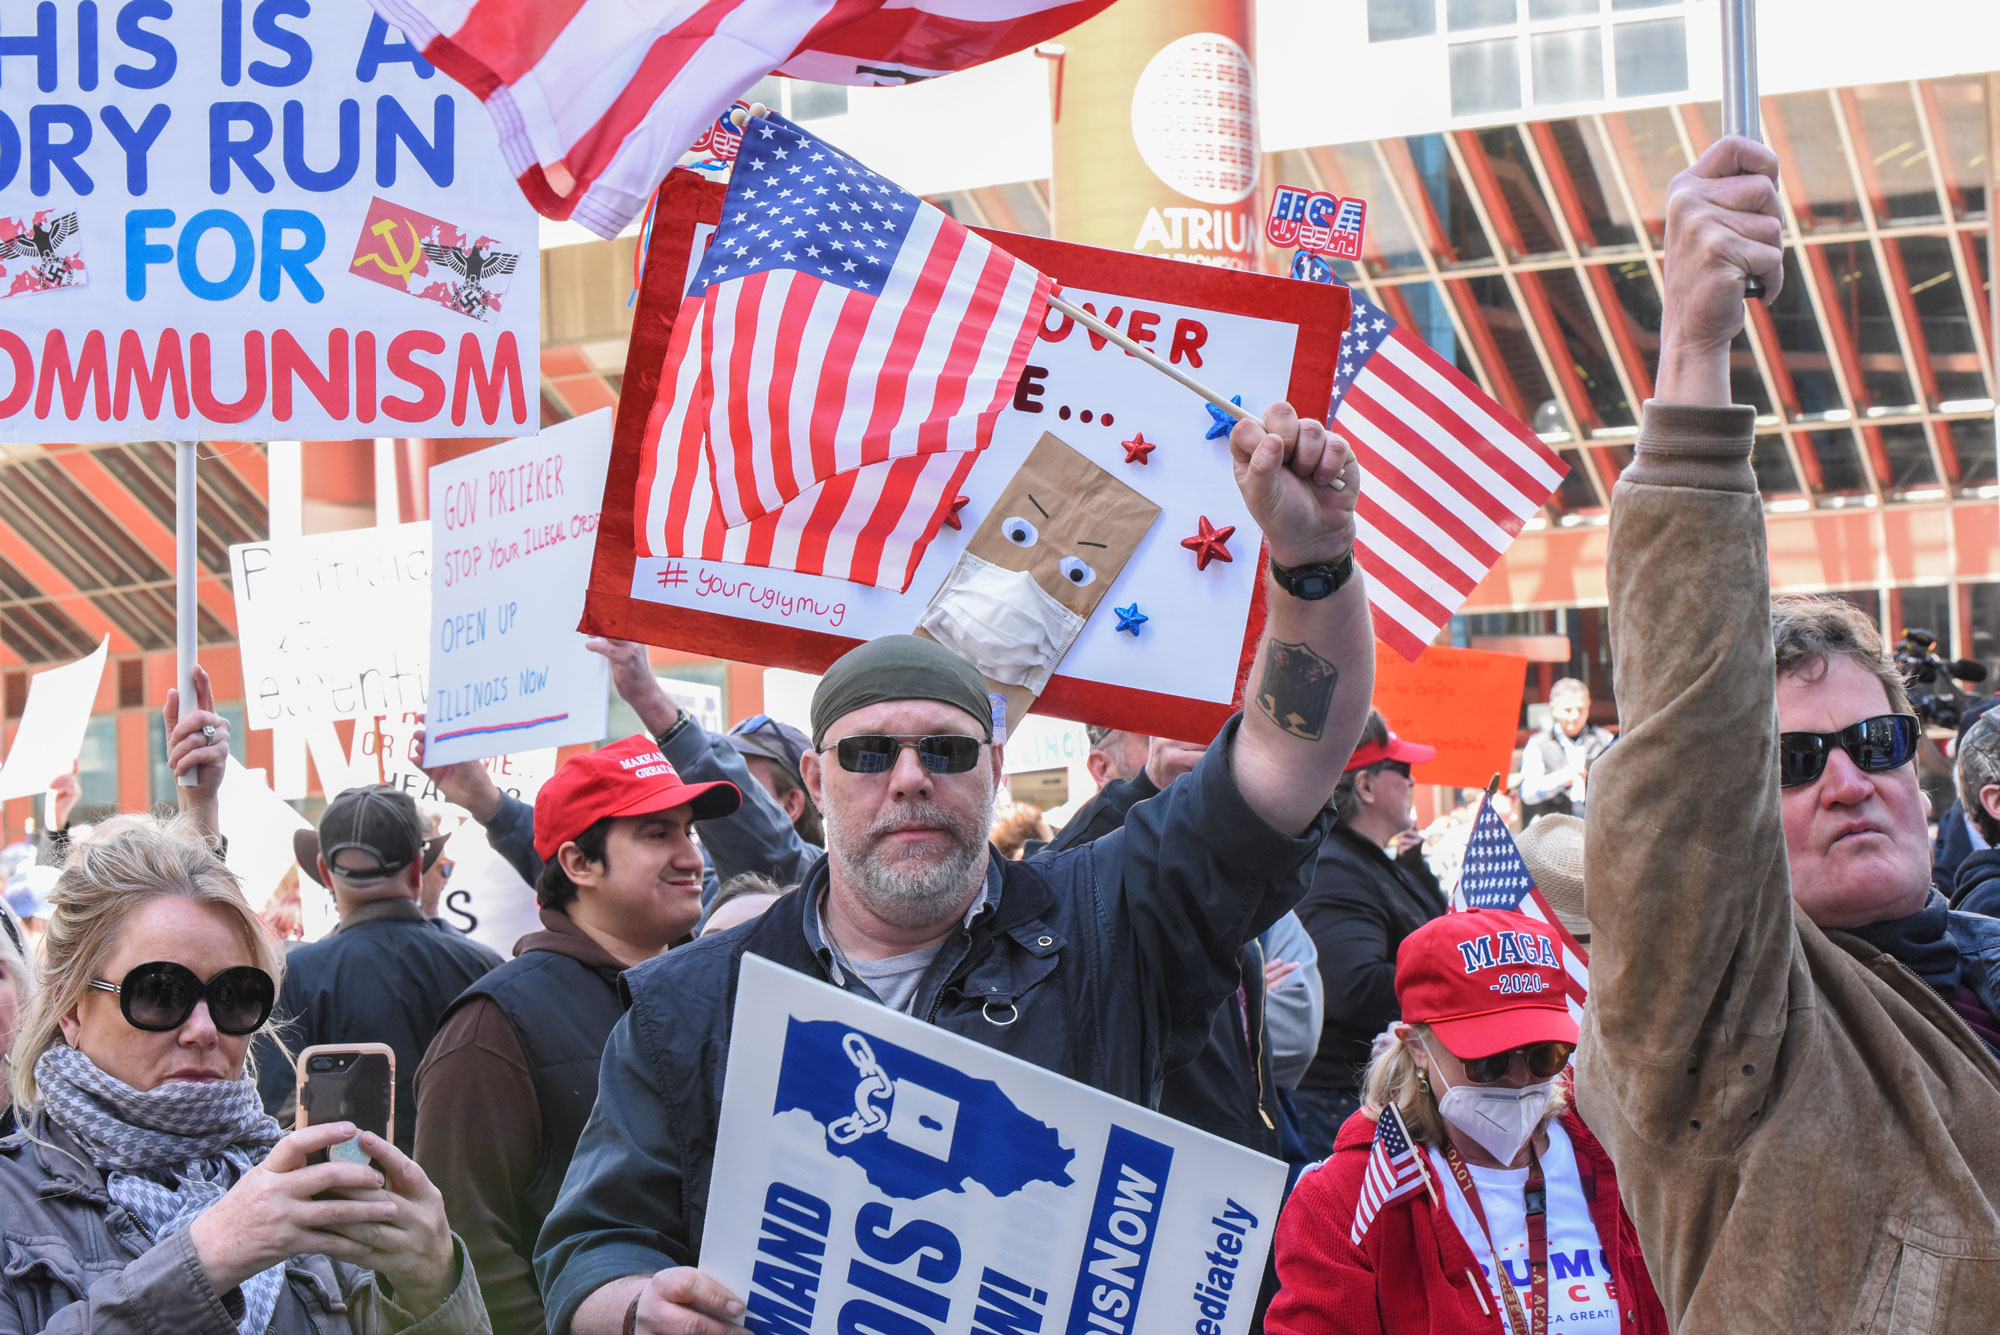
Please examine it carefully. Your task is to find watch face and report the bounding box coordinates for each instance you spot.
[1301,572,1333,599]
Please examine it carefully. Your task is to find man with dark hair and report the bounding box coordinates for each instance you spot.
[538,401,1375,1335]
[412,737,740,1335]
[725,714,824,852]
[255,784,504,1151]
[1579,134,2000,1330]
[1292,709,1443,1153]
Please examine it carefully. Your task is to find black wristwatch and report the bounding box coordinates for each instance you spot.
[1269,549,1356,601]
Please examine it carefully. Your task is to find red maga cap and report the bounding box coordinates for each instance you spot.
[533,735,740,862]
[1343,729,1436,773]
[1394,908,1578,1059]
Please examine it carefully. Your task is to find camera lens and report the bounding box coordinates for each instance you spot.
[309,1057,333,1072]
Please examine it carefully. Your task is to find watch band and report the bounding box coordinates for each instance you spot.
[1268,548,1356,600]
[655,711,696,749]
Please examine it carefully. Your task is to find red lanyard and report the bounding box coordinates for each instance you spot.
[1441,1142,1548,1335]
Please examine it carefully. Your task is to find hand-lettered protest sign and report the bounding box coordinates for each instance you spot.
[0,638,109,802]
[0,7,538,442]
[703,957,1286,1335]
[230,524,432,728]
[583,172,1348,742]
[1369,640,1530,789]
[425,411,615,766]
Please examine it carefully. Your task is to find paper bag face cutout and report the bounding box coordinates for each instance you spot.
[918,432,1161,729]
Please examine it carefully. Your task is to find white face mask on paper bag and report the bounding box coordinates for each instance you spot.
[1423,1040,1555,1166]
[918,551,1084,698]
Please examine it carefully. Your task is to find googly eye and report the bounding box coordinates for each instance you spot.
[1057,556,1096,587]
[1002,516,1039,547]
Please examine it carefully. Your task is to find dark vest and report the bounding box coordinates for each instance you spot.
[447,949,626,1226]
[1522,725,1612,821]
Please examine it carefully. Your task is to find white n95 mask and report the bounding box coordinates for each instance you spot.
[918,551,1085,697]
[1423,1040,1554,1167]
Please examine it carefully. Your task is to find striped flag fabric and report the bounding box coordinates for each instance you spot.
[1327,294,1569,660]
[1351,1102,1429,1245]
[365,0,1115,239]
[1454,794,1591,1019]
[634,114,1051,590]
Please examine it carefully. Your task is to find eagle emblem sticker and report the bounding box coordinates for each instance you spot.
[0,209,86,296]
[348,196,519,321]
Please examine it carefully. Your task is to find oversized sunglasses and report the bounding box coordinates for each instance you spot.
[832,734,983,775]
[88,961,276,1036]
[1777,713,1919,788]
[1460,1041,1576,1085]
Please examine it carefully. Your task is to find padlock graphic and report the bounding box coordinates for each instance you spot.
[884,1079,960,1161]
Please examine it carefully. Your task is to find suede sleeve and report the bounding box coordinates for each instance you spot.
[1575,399,1796,1156]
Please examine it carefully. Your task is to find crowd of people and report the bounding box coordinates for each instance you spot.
[4,134,2000,1334]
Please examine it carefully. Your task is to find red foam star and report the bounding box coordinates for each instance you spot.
[1121,432,1157,466]
[942,495,971,530]
[1181,516,1236,571]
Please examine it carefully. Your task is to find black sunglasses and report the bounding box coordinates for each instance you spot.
[1461,1041,1576,1086]
[733,713,805,768]
[88,961,276,1036]
[832,734,984,775]
[1777,713,1919,788]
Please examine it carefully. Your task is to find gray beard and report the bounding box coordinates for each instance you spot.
[825,793,992,931]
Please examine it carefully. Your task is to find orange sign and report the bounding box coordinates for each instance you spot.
[1370,640,1529,790]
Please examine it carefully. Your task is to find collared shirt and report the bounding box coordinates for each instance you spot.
[807,861,998,1015]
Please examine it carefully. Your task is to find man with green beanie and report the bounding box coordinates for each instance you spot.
[538,401,1377,1335]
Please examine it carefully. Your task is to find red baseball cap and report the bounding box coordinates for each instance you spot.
[1394,909,1579,1059]
[533,735,741,861]
[1343,728,1436,773]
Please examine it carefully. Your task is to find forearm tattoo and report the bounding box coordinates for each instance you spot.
[1256,641,1339,741]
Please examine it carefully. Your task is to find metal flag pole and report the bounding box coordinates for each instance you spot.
[175,440,200,787]
[1720,0,1766,298]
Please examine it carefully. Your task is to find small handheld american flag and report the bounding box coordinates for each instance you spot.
[1327,293,1568,660]
[1351,1102,1431,1245]
[1454,793,1591,1017]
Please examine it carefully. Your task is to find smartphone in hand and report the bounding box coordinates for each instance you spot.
[297,1044,394,1167]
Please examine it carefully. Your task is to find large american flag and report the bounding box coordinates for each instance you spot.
[1350,1102,1430,1245]
[1455,794,1590,1018]
[365,0,1114,239]
[635,114,1051,590]
[1328,295,1569,660]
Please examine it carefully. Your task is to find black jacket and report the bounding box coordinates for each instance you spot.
[255,898,503,1150]
[1295,823,1444,1095]
[1045,770,1160,853]
[1954,847,2000,917]
[532,716,1329,1335]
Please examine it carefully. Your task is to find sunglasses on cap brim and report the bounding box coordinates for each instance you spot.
[88,961,276,1036]
[831,734,984,775]
[1778,713,1919,788]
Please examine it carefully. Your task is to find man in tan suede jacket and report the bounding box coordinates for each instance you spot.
[1577,135,2000,1332]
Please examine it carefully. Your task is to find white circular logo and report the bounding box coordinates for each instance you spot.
[1129,32,1260,205]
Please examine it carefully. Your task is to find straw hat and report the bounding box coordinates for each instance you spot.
[1517,814,1589,940]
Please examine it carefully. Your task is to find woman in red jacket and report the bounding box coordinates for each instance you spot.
[1267,908,1666,1334]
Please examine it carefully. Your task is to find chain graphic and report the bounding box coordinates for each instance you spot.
[827,1032,893,1144]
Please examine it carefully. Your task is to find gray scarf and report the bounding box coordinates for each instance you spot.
[36,1044,288,1335]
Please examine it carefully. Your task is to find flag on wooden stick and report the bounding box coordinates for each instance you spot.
[636,114,1053,591]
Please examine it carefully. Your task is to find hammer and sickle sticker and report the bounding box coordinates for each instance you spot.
[353,218,422,277]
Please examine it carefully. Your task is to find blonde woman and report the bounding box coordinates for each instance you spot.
[1268,909,1665,1335]
[1,901,32,1135]
[0,816,490,1335]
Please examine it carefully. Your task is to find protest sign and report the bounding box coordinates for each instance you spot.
[0,638,109,802]
[702,956,1286,1335]
[425,411,615,766]
[583,172,1349,741]
[0,6,538,442]
[218,759,310,910]
[231,523,431,727]
[1370,640,1530,789]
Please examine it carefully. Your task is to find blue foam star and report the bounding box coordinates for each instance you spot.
[1114,603,1149,636]
[1204,395,1243,441]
